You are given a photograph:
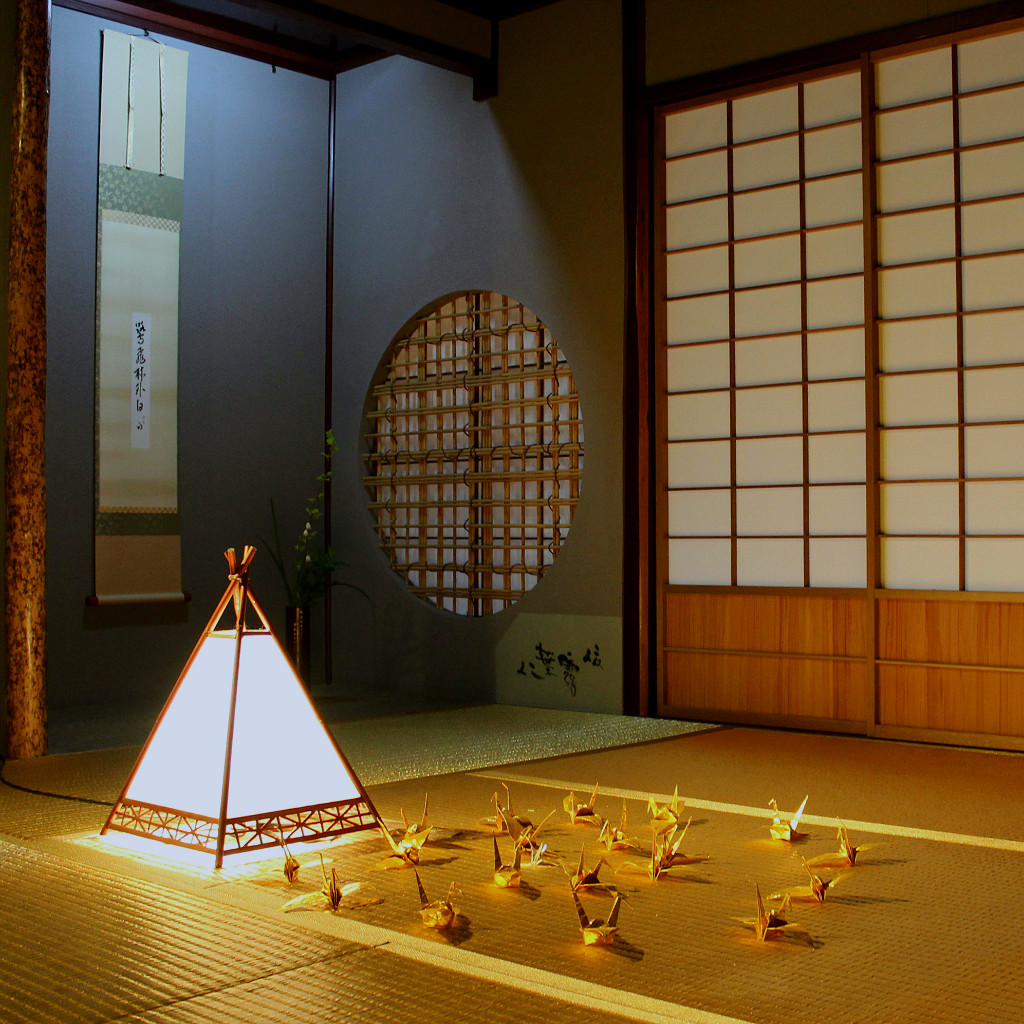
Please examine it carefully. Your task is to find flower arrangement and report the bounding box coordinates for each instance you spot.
[263,430,349,608]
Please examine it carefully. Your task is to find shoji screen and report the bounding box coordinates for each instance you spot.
[656,21,1024,747]
[877,34,1024,591]
[663,73,866,590]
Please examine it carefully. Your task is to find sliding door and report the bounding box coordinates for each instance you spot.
[655,19,1024,748]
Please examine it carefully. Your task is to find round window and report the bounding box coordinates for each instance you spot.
[364,291,583,615]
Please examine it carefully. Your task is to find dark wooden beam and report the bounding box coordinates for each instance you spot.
[622,0,653,716]
[56,0,375,77]
[252,0,497,97]
[55,0,498,91]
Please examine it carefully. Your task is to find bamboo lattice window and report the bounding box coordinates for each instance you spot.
[364,292,582,615]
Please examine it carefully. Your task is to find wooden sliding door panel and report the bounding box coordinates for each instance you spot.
[664,591,866,656]
[664,652,866,722]
[877,665,1024,736]
[878,597,1024,668]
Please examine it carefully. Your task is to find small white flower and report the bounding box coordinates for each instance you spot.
[305,555,311,563]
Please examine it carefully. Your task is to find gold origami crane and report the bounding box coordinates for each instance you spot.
[566,843,613,892]
[651,819,709,878]
[597,800,639,852]
[616,818,709,880]
[486,783,533,835]
[647,785,685,835]
[806,821,870,869]
[500,804,555,852]
[415,870,461,930]
[493,834,523,888]
[528,841,561,868]
[742,883,812,944]
[399,793,430,845]
[768,795,810,842]
[573,889,623,946]
[376,821,427,869]
[275,835,300,882]
[563,782,601,825]
[282,854,360,912]
[771,859,847,904]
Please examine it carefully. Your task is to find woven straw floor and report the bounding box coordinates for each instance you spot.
[2,706,1023,1024]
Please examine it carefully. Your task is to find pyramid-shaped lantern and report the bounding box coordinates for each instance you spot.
[103,546,378,866]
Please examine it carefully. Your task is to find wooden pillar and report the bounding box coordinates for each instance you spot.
[5,0,49,759]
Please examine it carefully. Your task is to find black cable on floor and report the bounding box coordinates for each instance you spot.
[0,755,111,806]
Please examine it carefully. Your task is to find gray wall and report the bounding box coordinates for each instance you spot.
[46,7,330,715]
[329,0,625,710]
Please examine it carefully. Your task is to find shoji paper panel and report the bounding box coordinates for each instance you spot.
[810,538,866,587]
[881,538,959,589]
[808,433,866,482]
[665,150,727,203]
[736,539,805,585]
[667,440,731,487]
[668,539,730,585]
[666,342,730,391]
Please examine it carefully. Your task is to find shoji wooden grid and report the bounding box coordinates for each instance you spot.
[656,21,1024,748]
[365,292,581,616]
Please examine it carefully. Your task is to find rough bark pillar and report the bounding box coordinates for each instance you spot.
[5,0,49,759]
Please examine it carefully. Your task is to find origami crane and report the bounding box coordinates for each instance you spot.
[500,805,555,852]
[282,854,360,912]
[376,821,426,869]
[528,841,561,868]
[573,889,623,946]
[415,870,461,930]
[771,859,847,904]
[616,819,709,880]
[399,793,430,845]
[563,782,601,825]
[486,783,535,835]
[493,834,523,888]
[597,800,639,852]
[647,785,686,835]
[275,835,300,882]
[652,819,709,877]
[565,843,614,893]
[806,821,869,869]
[768,795,810,842]
[741,883,812,944]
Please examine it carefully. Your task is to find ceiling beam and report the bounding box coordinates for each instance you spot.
[55,0,497,94]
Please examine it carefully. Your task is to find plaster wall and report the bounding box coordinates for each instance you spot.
[329,0,625,712]
[45,7,330,715]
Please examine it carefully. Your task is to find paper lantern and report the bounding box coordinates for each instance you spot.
[102,546,378,866]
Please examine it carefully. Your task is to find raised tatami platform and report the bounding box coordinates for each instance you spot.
[2,706,1023,1024]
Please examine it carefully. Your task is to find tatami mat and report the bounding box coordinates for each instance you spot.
[2,707,1023,1024]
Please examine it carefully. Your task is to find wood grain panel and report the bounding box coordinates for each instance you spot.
[664,590,866,656]
[877,664,1024,735]
[664,651,866,721]
[878,597,1024,668]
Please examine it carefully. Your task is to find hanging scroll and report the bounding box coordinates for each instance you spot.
[92,31,188,603]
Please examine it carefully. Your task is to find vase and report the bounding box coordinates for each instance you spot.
[285,605,311,684]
